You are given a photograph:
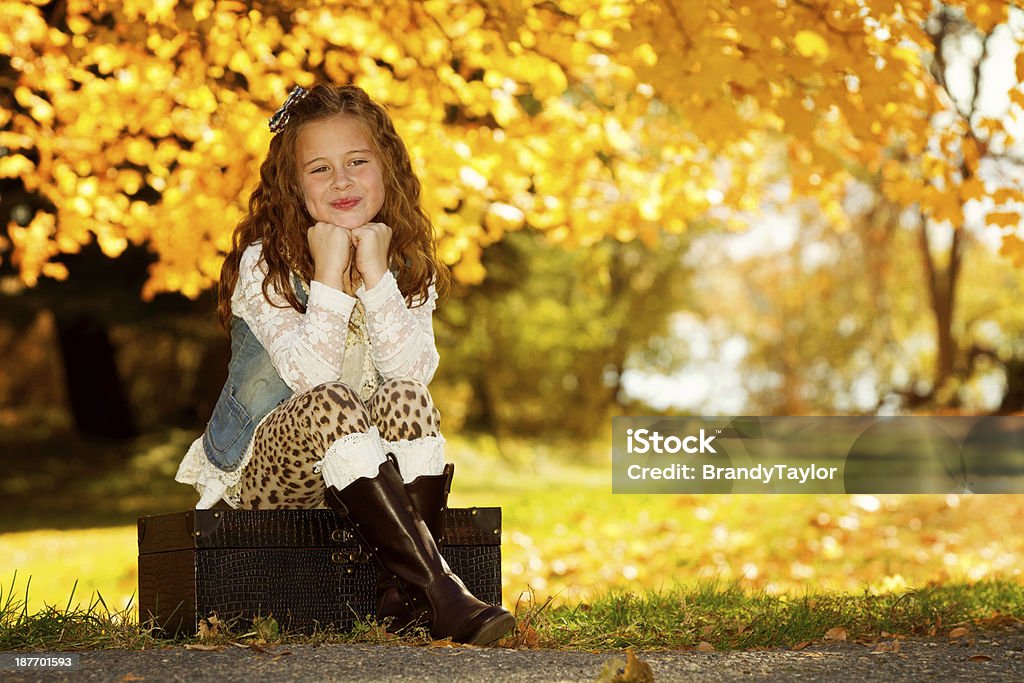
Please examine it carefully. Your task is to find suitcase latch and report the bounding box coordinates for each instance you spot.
[331,550,370,565]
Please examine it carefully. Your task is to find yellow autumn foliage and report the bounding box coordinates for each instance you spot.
[0,0,1021,298]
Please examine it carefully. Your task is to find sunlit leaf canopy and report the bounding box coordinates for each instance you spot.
[1,0,1021,299]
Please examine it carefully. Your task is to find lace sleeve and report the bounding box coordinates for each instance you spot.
[357,272,440,384]
[233,244,356,393]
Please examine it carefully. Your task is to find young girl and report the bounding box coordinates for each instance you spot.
[175,84,515,646]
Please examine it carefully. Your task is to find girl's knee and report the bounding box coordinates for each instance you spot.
[371,378,439,440]
[373,378,434,408]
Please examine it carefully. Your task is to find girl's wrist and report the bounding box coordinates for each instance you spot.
[360,263,386,290]
[313,266,346,292]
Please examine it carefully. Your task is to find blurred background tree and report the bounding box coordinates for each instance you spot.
[435,230,697,439]
[683,2,1024,415]
[3,0,1024,447]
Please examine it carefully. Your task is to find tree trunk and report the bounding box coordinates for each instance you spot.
[918,218,961,399]
[998,359,1024,414]
[53,311,138,439]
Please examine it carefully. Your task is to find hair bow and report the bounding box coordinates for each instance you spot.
[268,86,310,133]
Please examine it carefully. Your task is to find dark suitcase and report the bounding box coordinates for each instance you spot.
[137,507,502,634]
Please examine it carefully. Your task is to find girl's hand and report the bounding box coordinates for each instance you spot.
[350,221,393,289]
[307,221,352,292]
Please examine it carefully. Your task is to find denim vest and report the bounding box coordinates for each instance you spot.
[201,276,308,472]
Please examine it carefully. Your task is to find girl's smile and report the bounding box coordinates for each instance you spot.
[330,197,361,212]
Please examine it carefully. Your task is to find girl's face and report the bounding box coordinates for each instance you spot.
[296,114,385,229]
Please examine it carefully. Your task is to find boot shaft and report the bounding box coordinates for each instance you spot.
[405,463,454,540]
[323,457,514,644]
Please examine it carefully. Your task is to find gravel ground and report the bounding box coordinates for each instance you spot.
[2,629,1023,682]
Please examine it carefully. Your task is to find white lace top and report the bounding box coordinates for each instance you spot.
[175,242,439,508]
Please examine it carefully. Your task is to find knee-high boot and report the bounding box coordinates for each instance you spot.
[374,463,454,629]
[324,458,515,645]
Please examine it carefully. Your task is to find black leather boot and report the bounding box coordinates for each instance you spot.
[375,463,454,630]
[325,458,515,645]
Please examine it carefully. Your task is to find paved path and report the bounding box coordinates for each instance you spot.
[3,630,1023,682]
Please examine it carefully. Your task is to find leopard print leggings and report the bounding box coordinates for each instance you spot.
[237,378,440,509]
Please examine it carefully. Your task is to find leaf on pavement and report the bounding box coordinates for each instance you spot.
[949,627,970,639]
[597,654,626,682]
[599,650,654,683]
[824,626,847,641]
[428,637,458,648]
[697,641,715,652]
[599,649,656,683]
[871,640,900,653]
[969,654,993,663]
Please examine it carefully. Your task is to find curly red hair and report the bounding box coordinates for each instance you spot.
[217,84,450,328]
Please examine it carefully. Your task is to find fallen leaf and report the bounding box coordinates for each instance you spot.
[429,638,457,648]
[969,655,993,663]
[621,649,655,682]
[701,624,715,638]
[197,616,221,641]
[502,620,540,649]
[791,641,811,651]
[978,614,1024,629]
[697,641,715,652]
[596,655,625,683]
[949,627,970,639]
[824,627,848,641]
[184,644,224,651]
[117,675,144,682]
[872,640,900,654]
[252,614,280,641]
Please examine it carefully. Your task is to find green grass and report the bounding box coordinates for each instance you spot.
[3,575,1022,652]
[0,574,152,651]
[523,580,1024,650]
